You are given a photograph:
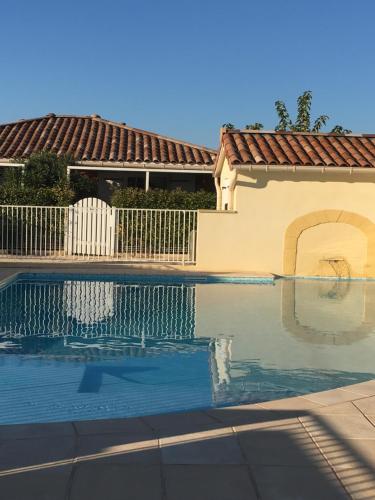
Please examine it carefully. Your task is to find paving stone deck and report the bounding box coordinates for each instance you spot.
[1,380,375,499]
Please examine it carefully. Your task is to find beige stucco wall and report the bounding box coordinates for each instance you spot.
[295,222,367,277]
[196,169,375,276]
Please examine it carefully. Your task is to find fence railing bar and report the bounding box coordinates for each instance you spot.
[0,205,198,263]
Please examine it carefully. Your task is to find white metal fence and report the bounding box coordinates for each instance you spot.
[0,204,198,263]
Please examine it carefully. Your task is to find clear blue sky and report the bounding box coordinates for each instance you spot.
[1,0,374,148]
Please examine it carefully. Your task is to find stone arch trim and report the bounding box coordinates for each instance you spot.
[283,210,375,277]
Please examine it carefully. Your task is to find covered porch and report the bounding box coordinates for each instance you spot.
[67,165,214,203]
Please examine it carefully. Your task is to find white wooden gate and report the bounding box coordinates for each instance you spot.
[66,198,116,256]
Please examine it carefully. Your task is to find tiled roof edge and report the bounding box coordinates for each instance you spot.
[0,114,217,155]
[222,128,366,138]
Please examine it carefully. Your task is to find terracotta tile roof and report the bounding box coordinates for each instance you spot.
[0,114,216,169]
[221,129,375,169]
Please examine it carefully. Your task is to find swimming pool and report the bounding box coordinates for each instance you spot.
[0,273,374,424]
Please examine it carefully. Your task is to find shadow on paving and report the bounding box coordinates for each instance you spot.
[0,405,374,499]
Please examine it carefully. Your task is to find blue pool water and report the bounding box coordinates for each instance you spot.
[1,274,375,424]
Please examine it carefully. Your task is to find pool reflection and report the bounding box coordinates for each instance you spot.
[0,280,197,350]
[282,279,375,345]
[1,277,375,424]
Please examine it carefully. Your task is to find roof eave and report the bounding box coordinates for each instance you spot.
[233,163,375,174]
[213,145,226,177]
[74,160,214,171]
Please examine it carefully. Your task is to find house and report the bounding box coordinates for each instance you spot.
[0,114,216,200]
[196,128,375,278]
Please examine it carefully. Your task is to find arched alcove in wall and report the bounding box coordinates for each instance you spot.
[283,210,375,278]
[281,279,375,346]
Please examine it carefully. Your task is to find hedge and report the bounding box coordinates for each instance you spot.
[111,187,216,210]
[0,184,74,206]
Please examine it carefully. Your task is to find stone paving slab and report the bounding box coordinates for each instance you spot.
[0,465,72,500]
[73,417,153,436]
[69,464,163,500]
[160,427,244,465]
[163,464,258,500]
[252,464,349,500]
[318,438,375,470]
[353,395,375,415]
[76,433,160,465]
[334,468,375,500]
[0,421,75,441]
[0,385,375,498]
[303,388,369,406]
[300,413,375,440]
[235,419,325,467]
[308,402,360,415]
[143,410,220,434]
[0,436,75,470]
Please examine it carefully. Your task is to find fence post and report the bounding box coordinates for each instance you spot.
[110,207,117,257]
[66,205,74,255]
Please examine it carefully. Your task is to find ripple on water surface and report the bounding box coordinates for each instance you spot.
[0,275,374,424]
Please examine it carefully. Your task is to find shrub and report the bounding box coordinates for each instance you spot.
[111,187,216,210]
[0,153,92,206]
[23,151,71,188]
[69,171,99,202]
[0,182,74,206]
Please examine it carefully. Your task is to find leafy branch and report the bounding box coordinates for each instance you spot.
[223,91,351,134]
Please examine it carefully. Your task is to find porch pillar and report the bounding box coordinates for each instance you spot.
[145,171,150,192]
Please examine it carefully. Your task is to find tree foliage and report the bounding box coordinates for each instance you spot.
[69,171,98,200]
[0,152,95,206]
[22,151,71,188]
[274,91,351,133]
[224,91,351,134]
[245,123,264,130]
[330,125,352,134]
[0,184,74,206]
[112,187,216,210]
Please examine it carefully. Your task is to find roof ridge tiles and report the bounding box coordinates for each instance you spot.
[224,128,365,138]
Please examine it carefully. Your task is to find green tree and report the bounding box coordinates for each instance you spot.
[274,90,350,133]
[69,171,98,200]
[23,151,71,188]
[245,123,264,130]
[240,91,351,134]
[0,152,83,206]
[330,125,353,134]
[222,123,236,129]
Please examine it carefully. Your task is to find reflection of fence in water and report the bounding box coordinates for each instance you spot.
[0,281,196,340]
[63,281,115,324]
